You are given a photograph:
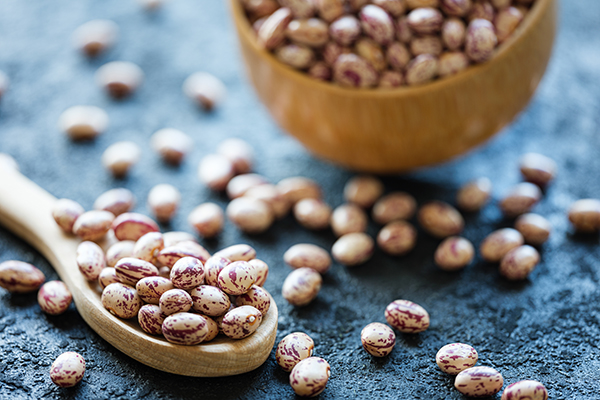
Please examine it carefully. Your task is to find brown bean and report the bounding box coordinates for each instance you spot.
[456,177,492,212]
[377,221,417,256]
[284,243,331,274]
[519,152,557,187]
[227,173,269,199]
[568,199,600,233]
[330,203,368,237]
[480,228,524,262]
[278,176,322,204]
[418,201,464,238]
[500,182,542,217]
[499,245,540,280]
[434,236,474,270]
[514,213,551,245]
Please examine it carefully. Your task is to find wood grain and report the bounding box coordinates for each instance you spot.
[229,0,557,173]
[0,168,278,377]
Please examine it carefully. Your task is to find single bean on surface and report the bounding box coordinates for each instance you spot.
[0,260,45,293]
[480,228,524,262]
[183,71,227,111]
[455,366,504,397]
[499,245,540,280]
[96,61,143,99]
[289,357,331,397]
[217,138,254,174]
[221,305,263,339]
[147,183,180,223]
[162,312,208,345]
[227,197,275,234]
[434,236,474,271]
[277,176,322,204]
[151,128,193,165]
[330,203,368,237]
[377,221,417,256]
[282,267,322,306]
[361,322,396,357]
[514,213,551,245]
[456,177,492,212]
[198,154,235,192]
[500,182,542,217]
[293,198,332,230]
[519,152,557,187]
[58,105,109,141]
[418,201,464,238]
[501,380,548,400]
[372,191,416,224]
[343,175,384,208]
[332,232,374,266]
[276,332,315,372]
[50,352,85,388]
[568,199,600,233]
[37,281,72,315]
[72,19,118,58]
[384,299,430,333]
[284,243,331,274]
[435,343,478,375]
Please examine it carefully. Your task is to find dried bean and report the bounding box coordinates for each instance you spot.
[244,183,291,219]
[314,0,344,22]
[98,267,120,289]
[276,332,314,372]
[188,203,224,239]
[190,285,231,316]
[480,228,524,262]
[147,184,180,223]
[434,236,474,270]
[406,0,439,8]
[500,182,542,217]
[442,17,466,50]
[514,213,551,245]
[151,128,193,165]
[377,221,417,256]
[384,299,429,333]
[213,244,257,262]
[373,0,406,16]
[289,357,330,397]
[308,62,332,80]
[50,352,85,387]
[455,366,504,397]
[332,232,374,266]
[499,245,540,280]
[163,231,197,247]
[52,198,85,233]
[386,42,411,71]
[361,322,396,357]
[278,176,322,204]
[218,261,256,295]
[282,267,322,306]
[115,257,158,286]
[235,284,271,314]
[102,141,141,177]
[333,53,378,88]
[360,5,395,45]
[410,35,443,56]
[501,380,548,400]
[436,343,478,374]
[217,138,254,174]
[157,241,211,267]
[344,175,384,208]
[59,105,109,140]
[469,1,495,21]
[355,38,387,72]
[372,192,416,224]
[286,18,329,47]
[38,281,72,315]
[438,51,469,77]
[162,312,208,345]
[329,15,361,46]
[284,243,331,274]
[407,7,444,34]
[242,0,279,18]
[276,44,315,69]
[132,232,164,263]
[112,212,159,241]
[456,177,492,212]
[418,201,464,238]
[440,0,472,16]
[160,288,193,315]
[495,6,523,43]
[405,54,439,85]
[198,154,236,192]
[519,152,557,187]
[170,257,205,290]
[294,198,332,230]
[258,7,293,49]
[72,19,118,57]
[222,305,263,339]
[227,173,269,199]
[94,188,135,216]
[249,258,269,286]
[138,304,165,335]
[96,61,144,99]
[76,241,106,281]
[73,210,114,241]
[395,16,413,43]
[182,72,227,111]
[465,18,497,63]
[105,240,135,267]
[135,276,174,304]
[101,282,142,319]
[279,0,314,18]
[201,315,220,342]
[330,203,368,237]
[379,70,404,87]
[227,197,274,233]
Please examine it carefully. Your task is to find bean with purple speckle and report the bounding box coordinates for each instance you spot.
[384,299,430,333]
[276,332,315,372]
[361,322,396,357]
[435,343,478,374]
[221,305,263,339]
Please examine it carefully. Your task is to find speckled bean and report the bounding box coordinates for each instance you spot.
[227,197,274,234]
[480,228,524,262]
[418,201,464,238]
[200,315,220,342]
[227,173,269,199]
[410,35,443,56]
[495,6,523,43]
[112,212,159,241]
[151,128,193,165]
[333,53,378,88]
[76,241,106,281]
[293,198,332,230]
[157,241,211,267]
[160,288,193,315]
[373,0,406,16]
[455,366,504,397]
[332,232,374,266]
[249,259,269,286]
[115,257,158,286]
[204,256,232,286]
[222,305,263,339]
[377,221,417,256]
[314,0,344,22]
[290,357,331,397]
[218,261,256,295]
[135,276,174,304]
[132,232,164,264]
[37,281,72,315]
[405,54,439,85]
[93,188,135,216]
[188,202,224,239]
[500,182,542,217]
[434,236,474,271]
[329,15,361,46]
[52,198,85,233]
[469,1,495,21]
[198,154,235,192]
[284,243,331,274]
[386,42,411,71]
[183,71,227,111]
[441,0,471,16]
[102,141,141,177]
[438,51,470,77]
[384,299,430,333]
[360,4,395,44]
[276,332,315,372]
[465,18,497,63]
[501,380,548,400]
[379,71,404,87]
[98,267,120,289]
[330,203,368,237]
[73,210,114,241]
[519,152,557,187]
[361,322,396,357]
[235,284,271,314]
[244,183,291,219]
[50,352,85,388]
[436,343,478,374]
[217,138,254,175]
[190,285,231,316]
[442,17,466,50]
[355,39,387,72]
[568,199,600,233]
[343,175,384,208]
[138,304,166,335]
[170,257,205,290]
[276,44,315,69]
[105,240,135,267]
[278,0,314,18]
[147,184,180,223]
[101,282,142,319]
[162,312,208,345]
[0,261,45,293]
[277,176,322,204]
[407,7,443,34]
[395,16,413,43]
[456,177,492,212]
[514,213,551,245]
[282,267,322,306]
[372,192,416,224]
[308,61,332,81]
[258,7,293,49]
[285,18,329,47]
[499,245,540,280]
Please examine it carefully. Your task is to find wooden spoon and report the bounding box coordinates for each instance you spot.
[0,167,278,377]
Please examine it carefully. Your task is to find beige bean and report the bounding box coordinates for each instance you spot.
[227,197,274,234]
[138,304,165,335]
[162,312,208,345]
[289,357,331,397]
[151,128,193,165]
[377,221,417,256]
[198,154,235,192]
[286,18,329,47]
[372,192,416,224]
[72,19,118,57]
[278,176,322,204]
[395,16,413,43]
[282,267,322,306]
[384,299,429,333]
[406,0,439,8]
[94,188,135,216]
[218,261,256,295]
[405,54,439,86]
[514,213,551,245]
[441,0,472,16]
[73,210,114,241]
[102,141,141,177]
[495,6,523,43]
[436,343,478,375]
[360,4,395,45]
[76,241,106,281]
[379,70,405,88]
[52,198,84,233]
[163,231,197,247]
[101,282,142,319]
[227,173,269,199]
[344,175,384,208]
[442,17,466,50]
[434,236,474,270]
[170,256,205,290]
[418,201,464,238]
[115,257,158,286]
[499,245,540,280]
[147,183,180,223]
[279,0,315,18]
[438,51,470,77]
[329,15,361,46]
[156,241,211,267]
[276,44,315,69]
[519,152,557,187]
[200,315,220,342]
[455,366,504,397]
[410,35,443,56]
[330,203,368,237]
[373,0,406,16]
[217,138,254,174]
[135,276,174,304]
[348,0,369,11]
[112,212,159,241]
[160,288,193,315]
[355,39,387,72]
[386,42,411,71]
[294,198,332,230]
[284,243,331,274]
[276,332,315,372]
[105,240,135,267]
[480,228,524,262]
[0,261,45,293]
[568,199,600,233]
[456,177,492,212]
[500,182,542,217]
[98,267,120,289]
[501,380,548,400]
[491,0,511,8]
[319,42,343,66]
[182,72,227,111]
[235,284,271,314]
[332,232,374,266]
[241,0,280,18]
[308,61,332,81]
[188,202,224,238]
[314,0,344,22]
[249,258,269,286]
[190,285,231,316]
[132,232,164,263]
[213,244,257,262]
[361,322,396,357]
[258,7,293,49]
[58,105,109,140]
[222,305,263,339]
[50,352,85,388]
[333,53,379,88]
[244,183,291,219]
[465,18,497,63]
[407,7,444,34]
[469,1,495,21]
[96,61,143,99]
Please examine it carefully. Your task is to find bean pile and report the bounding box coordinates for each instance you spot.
[240,0,535,88]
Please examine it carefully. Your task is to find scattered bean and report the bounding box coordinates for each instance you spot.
[332,232,374,266]
[156,241,211,267]
[277,176,321,204]
[135,276,174,304]
[227,197,274,234]
[160,288,193,315]
[500,182,542,217]
[519,152,557,187]
[434,236,474,271]
[170,256,205,290]
[456,177,492,212]
[102,141,141,177]
[282,267,322,306]
[76,241,106,281]
[162,312,208,345]
[227,173,269,199]
[372,192,416,224]
[101,282,142,319]
[480,228,524,262]
[501,380,548,400]
[132,232,164,263]
[73,210,114,241]
[147,183,180,223]
[98,267,120,289]
[330,203,368,237]
[218,261,256,295]
[384,299,429,333]
[276,332,315,372]
[96,61,144,99]
[183,72,227,110]
[249,258,269,286]
[284,243,331,274]
[361,322,396,357]
[190,285,231,316]
[105,240,135,267]
[72,19,118,57]
[217,138,254,174]
[50,352,85,388]
[289,357,331,397]
[222,305,263,339]
[236,284,271,314]
[138,304,166,335]
[568,199,600,233]
[112,212,159,241]
[435,343,478,374]
[38,281,72,315]
[52,198,85,233]
[293,198,332,230]
[455,366,504,397]
[198,154,236,192]
[499,244,540,280]
[94,188,135,216]
[514,213,551,245]
[244,183,290,219]
[58,105,109,140]
[377,221,417,256]
[343,175,384,208]
[418,201,464,238]
[150,128,193,165]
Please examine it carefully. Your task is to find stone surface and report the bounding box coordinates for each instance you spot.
[0,0,599,398]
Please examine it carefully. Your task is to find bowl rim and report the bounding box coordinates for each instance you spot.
[229,0,552,98]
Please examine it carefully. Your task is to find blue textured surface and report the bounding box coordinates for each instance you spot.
[1,0,600,399]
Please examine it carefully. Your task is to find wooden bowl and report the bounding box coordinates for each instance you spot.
[229,0,557,173]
